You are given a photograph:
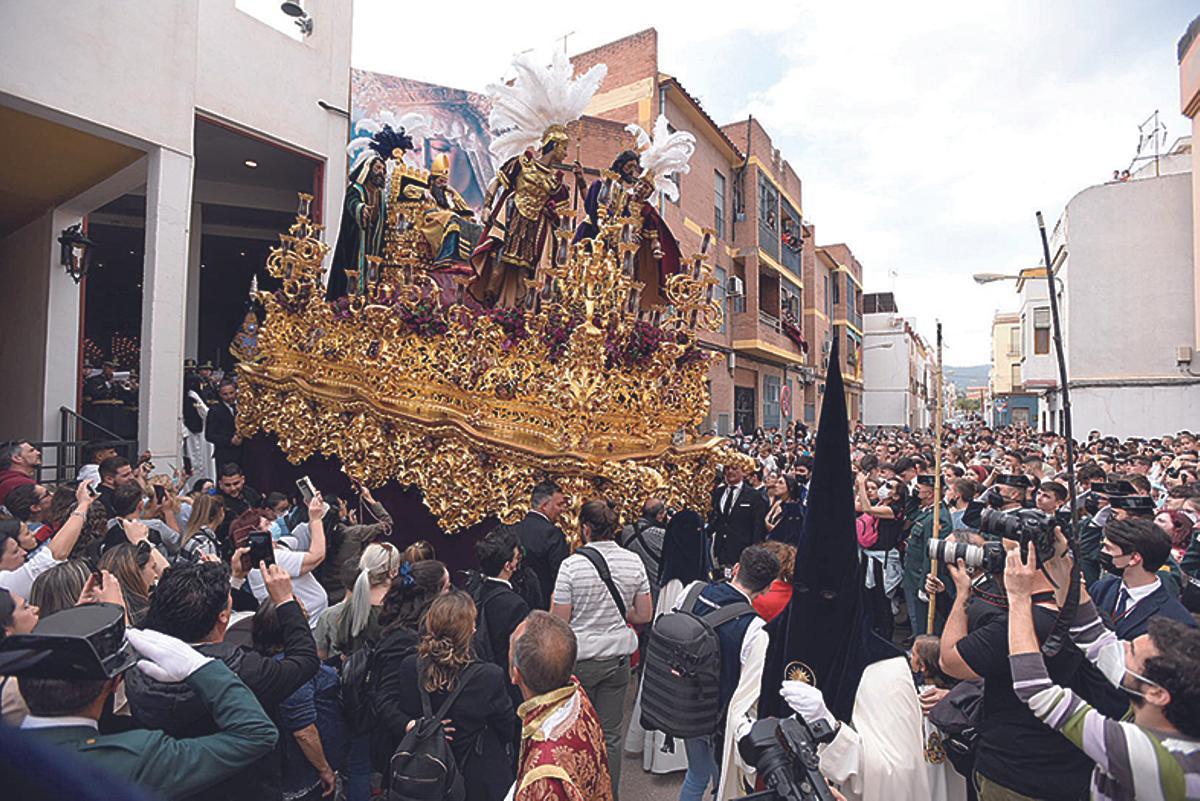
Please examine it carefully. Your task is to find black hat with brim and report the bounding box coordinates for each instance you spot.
[0,603,136,680]
[1108,495,1156,515]
[915,474,936,487]
[995,473,1032,489]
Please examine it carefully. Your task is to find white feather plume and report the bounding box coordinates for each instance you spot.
[487,49,607,164]
[625,115,696,204]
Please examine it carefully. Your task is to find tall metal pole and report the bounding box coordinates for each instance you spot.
[926,321,943,633]
[1036,211,1078,657]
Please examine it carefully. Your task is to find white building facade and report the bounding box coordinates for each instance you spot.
[862,292,931,430]
[0,1,353,473]
[1023,143,1198,439]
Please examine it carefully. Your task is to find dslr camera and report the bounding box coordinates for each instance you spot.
[736,715,839,801]
[929,504,1063,572]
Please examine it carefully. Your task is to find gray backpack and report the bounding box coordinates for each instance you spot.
[640,583,753,738]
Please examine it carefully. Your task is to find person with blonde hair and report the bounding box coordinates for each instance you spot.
[181,492,227,559]
[378,591,515,801]
[334,541,401,655]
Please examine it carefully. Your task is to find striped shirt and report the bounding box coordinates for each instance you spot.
[1009,602,1200,801]
[553,540,649,661]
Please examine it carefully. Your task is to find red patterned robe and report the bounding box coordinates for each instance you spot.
[514,678,613,801]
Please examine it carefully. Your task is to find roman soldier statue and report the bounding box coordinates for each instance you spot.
[468,50,606,307]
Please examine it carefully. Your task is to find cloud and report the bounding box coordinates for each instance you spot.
[352,0,1195,362]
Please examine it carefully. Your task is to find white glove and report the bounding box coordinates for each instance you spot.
[127,628,214,683]
[780,680,836,729]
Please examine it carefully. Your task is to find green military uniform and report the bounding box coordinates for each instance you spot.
[24,661,277,800]
[902,501,952,635]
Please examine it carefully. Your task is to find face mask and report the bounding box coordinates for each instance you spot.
[1098,550,1129,577]
[1094,639,1161,701]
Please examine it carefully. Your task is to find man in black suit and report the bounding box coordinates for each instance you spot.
[510,480,569,609]
[205,378,242,471]
[710,463,767,570]
[1092,517,1196,640]
[474,526,531,716]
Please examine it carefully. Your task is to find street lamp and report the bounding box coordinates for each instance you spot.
[972,272,1020,285]
[973,272,1064,294]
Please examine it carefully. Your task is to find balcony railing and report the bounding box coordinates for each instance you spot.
[759,310,782,333]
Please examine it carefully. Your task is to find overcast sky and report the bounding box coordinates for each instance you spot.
[344,0,1196,364]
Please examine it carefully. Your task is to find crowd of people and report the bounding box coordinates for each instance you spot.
[0,415,1198,801]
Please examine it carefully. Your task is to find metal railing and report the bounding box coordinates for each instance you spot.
[26,407,137,485]
[759,310,782,334]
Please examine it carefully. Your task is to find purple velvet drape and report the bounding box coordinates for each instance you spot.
[243,434,494,571]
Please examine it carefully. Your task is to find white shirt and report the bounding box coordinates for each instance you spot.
[1118,577,1161,610]
[553,540,649,660]
[0,546,62,598]
[76,464,100,485]
[720,483,744,515]
[22,714,98,731]
[247,548,328,629]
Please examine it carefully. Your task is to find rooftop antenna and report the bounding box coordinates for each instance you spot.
[1131,110,1168,177]
[559,31,576,53]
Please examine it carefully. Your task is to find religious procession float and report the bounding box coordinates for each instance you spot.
[234,50,747,531]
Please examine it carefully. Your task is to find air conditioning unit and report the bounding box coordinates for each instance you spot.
[727,275,745,298]
[1177,344,1194,365]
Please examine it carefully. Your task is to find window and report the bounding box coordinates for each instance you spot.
[832,273,840,305]
[1008,326,1020,356]
[758,173,778,231]
[824,273,832,317]
[714,171,726,239]
[1011,363,1022,386]
[781,284,801,319]
[1033,307,1051,355]
[763,375,781,429]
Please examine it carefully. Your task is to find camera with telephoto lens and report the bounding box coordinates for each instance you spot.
[928,537,1007,574]
[735,716,839,801]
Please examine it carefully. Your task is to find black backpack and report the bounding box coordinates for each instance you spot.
[926,679,984,779]
[340,641,378,735]
[640,583,754,738]
[388,662,481,801]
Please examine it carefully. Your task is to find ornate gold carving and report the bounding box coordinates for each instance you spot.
[237,192,747,532]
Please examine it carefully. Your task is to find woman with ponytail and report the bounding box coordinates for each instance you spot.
[381,592,515,800]
[333,541,401,655]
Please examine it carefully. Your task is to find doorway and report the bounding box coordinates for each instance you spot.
[734,386,756,434]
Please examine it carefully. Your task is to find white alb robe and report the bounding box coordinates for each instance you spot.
[817,656,967,801]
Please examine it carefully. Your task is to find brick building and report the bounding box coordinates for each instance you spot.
[808,243,865,424]
[572,29,829,434]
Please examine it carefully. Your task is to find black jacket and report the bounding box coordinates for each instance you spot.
[1092,575,1197,639]
[205,402,241,471]
[125,600,318,801]
[369,625,421,770]
[709,483,768,566]
[510,512,568,609]
[377,655,515,801]
[477,579,529,677]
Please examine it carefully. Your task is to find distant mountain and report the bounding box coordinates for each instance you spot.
[944,364,989,394]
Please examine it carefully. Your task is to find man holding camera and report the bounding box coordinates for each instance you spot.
[938,526,1127,800]
[1006,541,1200,801]
[1091,517,1195,640]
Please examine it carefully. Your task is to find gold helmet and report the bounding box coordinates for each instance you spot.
[430,153,451,178]
[541,123,569,150]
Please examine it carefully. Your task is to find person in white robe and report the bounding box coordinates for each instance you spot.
[781,656,968,801]
[182,389,213,481]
